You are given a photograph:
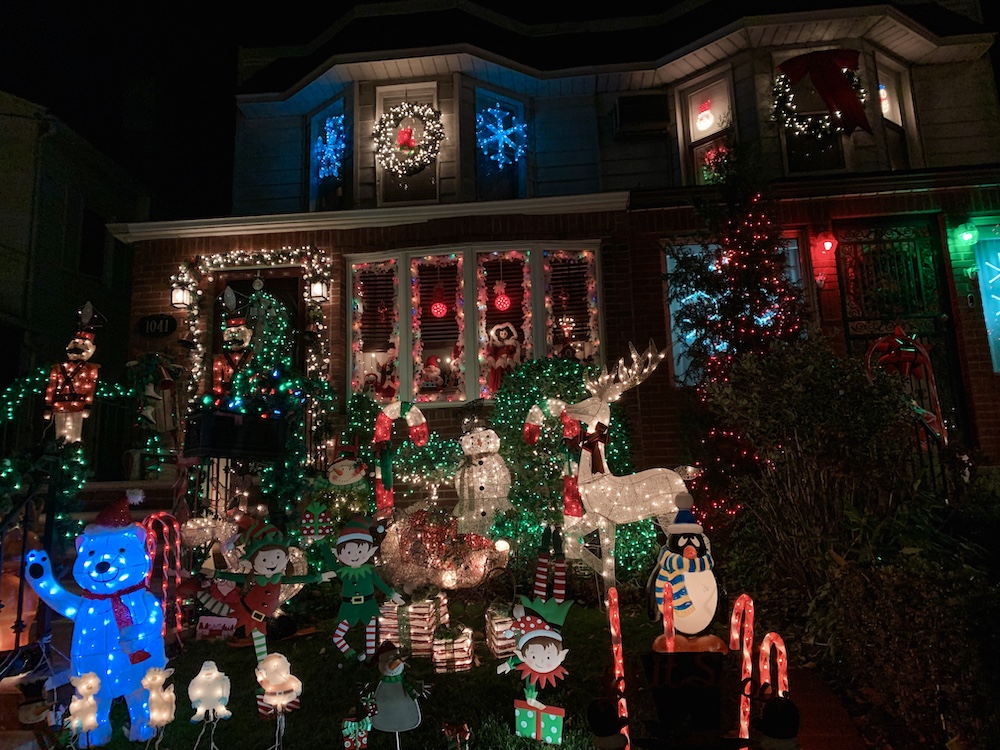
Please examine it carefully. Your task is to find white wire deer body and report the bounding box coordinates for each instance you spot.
[561,342,688,586]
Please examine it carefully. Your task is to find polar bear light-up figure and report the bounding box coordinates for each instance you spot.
[25,494,166,746]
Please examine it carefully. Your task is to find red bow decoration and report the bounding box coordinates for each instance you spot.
[581,423,609,474]
[868,325,929,379]
[397,127,416,150]
[778,49,872,135]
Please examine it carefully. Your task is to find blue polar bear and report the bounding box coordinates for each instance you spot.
[26,494,166,747]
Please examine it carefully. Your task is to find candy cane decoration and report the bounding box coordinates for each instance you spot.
[607,587,630,750]
[373,401,429,514]
[661,582,675,653]
[729,594,755,742]
[143,512,184,639]
[758,632,789,698]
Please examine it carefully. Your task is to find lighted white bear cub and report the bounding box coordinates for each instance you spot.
[25,494,166,747]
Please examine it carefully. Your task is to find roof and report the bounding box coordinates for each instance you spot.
[238,0,992,97]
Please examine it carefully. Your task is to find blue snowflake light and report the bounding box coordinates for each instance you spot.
[316,114,347,181]
[476,103,527,168]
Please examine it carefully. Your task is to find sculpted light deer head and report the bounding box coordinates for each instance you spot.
[564,341,668,430]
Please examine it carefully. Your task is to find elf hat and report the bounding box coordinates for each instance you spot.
[233,514,285,558]
[510,613,562,649]
[668,492,703,535]
[337,516,374,546]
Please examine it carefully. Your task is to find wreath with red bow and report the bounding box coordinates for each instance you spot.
[373,101,445,177]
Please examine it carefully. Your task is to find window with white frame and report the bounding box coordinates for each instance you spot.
[376,82,439,205]
[677,73,733,185]
[348,244,601,403]
[475,88,528,201]
[310,97,349,211]
[973,234,1000,372]
[875,56,913,171]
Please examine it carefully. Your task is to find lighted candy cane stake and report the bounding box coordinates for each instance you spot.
[758,632,789,698]
[143,511,184,639]
[606,587,631,750]
[661,582,675,653]
[729,594,755,742]
[373,401,429,514]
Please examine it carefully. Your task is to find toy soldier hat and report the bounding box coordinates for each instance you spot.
[667,492,703,535]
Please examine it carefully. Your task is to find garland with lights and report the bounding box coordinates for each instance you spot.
[372,101,445,177]
[490,358,658,582]
[771,70,867,143]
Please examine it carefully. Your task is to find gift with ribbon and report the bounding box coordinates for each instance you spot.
[485,602,517,659]
[378,591,449,657]
[432,624,474,673]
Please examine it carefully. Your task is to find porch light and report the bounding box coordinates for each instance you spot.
[170,283,193,309]
[955,222,979,247]
[307,278,330,303]
[815,231,837,254]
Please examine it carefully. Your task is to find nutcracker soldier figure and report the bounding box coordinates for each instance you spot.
[212,288,255,406]
[44,302,102,444]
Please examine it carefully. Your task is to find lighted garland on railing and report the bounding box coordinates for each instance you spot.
[0,367,49,424]
[771,70,867,141]
[372,101,445,177]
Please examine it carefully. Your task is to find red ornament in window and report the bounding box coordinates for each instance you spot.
[493,281,511,312]
[430,282,448,319]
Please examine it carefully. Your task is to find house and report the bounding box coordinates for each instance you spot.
[110,0,1000,481]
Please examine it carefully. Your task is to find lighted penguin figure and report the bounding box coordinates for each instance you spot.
[25,492,167,746]
[648,492,717,635]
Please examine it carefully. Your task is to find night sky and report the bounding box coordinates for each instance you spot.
[2,3,998,221]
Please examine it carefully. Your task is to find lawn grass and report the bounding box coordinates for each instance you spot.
[54,588,744,749]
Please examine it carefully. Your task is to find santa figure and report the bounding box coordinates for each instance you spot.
[45,314,100,444]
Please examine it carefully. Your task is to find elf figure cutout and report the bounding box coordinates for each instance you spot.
[199,516,324,662]
[498,528,572,710]
[648,492,718,635]
[324,517,404,663]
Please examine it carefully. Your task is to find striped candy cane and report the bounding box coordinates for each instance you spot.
[607,587,630,750]
[729,593,755,741]
[143,512,184,639]
[661,582,675,653]
[758,631,789,698]
[373,401,429,514]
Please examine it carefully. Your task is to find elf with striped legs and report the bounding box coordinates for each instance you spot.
[199,517,325,662]
[324,517,404,663]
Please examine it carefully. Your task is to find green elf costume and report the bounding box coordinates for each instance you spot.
[324,516,404,662]
[497,597,573,708]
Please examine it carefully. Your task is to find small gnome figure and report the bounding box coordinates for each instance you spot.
[371,642,428,738]
[753,695,800,750]
[45,305,101,444]
[323,517,404,663]
[648,492,718,635]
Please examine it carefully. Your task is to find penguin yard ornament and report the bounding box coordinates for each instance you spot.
[370,641,429,748]
[648,492,718,636]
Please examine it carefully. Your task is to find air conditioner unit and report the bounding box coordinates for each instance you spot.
[614,94,670,136]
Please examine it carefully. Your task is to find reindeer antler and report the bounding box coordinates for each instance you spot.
[585,341,667,402]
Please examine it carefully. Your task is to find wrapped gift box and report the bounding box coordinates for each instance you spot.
[431,624,473,673]
[485,602,516,659]
[379,592,449,657]
[514,700,564,745]
[196,615,237,640]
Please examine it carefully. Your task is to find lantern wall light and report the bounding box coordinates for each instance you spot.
[307,279,331,304]
[170,283,193,310]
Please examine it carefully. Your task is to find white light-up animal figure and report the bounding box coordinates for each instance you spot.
[562,342,688,587]
[255,653,302,714]
[189,661,231,722]
[68,672,101,737]
[142,667,176,729]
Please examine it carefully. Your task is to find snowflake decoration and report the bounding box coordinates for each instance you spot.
[476,103,527,168]
[315,114,348,181]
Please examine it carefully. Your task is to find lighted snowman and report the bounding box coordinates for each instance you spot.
[453,416,512,536]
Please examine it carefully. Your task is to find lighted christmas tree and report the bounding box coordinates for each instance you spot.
[665,142,806,523]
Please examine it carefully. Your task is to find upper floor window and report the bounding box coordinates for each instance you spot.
[375,82,440,206]
[677,72,734,185]
[772,48,870,174]
[475,88,528,201]
[310,98,350,211]
[875,55,913,171]
[348,243,601,404]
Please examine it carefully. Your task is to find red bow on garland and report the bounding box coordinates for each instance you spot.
[778,49,872,135]
[581,423,610,475]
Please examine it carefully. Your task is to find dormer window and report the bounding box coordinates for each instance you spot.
[875,56,914,171]
[677,72,734,185]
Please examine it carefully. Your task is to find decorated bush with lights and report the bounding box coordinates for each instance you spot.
[491,358,658,583]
